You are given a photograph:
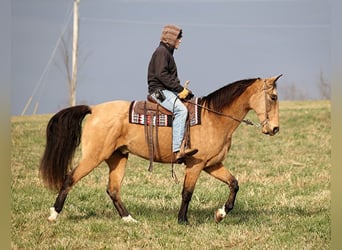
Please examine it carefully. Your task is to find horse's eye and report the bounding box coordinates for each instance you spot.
[270,94,278,101]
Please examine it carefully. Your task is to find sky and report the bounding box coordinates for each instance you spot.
[11,0,333,115]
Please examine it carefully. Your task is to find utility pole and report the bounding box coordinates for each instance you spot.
[70,0,79,106]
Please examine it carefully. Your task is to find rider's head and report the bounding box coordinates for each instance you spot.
[160,24,182,49]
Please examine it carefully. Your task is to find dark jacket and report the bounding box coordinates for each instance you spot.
[147,42,183,94]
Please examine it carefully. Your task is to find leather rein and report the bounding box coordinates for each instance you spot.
[184,80,272,129]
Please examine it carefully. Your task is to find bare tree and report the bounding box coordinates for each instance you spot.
[55,33,91,107]
[54,0,80,107]
[55,35,73,106]
[279,81,306,100]
[318,69,331,100]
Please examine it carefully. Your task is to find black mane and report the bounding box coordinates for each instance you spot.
[200,78,260,112]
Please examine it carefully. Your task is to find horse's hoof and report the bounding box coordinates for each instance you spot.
[214,207,226,223]
[178,219,190,226]
[122,215,138,223]
[48,207,59,222]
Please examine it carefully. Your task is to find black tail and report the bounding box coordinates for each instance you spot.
[39,105,91,191]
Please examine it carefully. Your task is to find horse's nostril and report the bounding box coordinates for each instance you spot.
[273,127,279,134]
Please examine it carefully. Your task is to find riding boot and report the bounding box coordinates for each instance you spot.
[174,139,198,163]
[174,148,198,163]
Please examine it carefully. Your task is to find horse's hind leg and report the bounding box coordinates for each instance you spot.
[48,157,101,221]
[204,162,239,223]
[105,151,137,223]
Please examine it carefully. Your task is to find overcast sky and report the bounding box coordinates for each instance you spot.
[11,0,333,115]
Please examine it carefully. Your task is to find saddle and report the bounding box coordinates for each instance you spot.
[129,96,201,127]
[136,95,173,115]
[128,96,201,171]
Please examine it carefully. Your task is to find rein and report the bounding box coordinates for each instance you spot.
[184,99,261,128]
[184,80,272,129]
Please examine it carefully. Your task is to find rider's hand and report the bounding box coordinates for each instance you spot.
[178,88,190,99]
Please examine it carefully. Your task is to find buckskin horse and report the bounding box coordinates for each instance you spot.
[39,74,282,224]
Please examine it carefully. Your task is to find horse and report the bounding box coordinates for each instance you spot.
[39,74,282,224]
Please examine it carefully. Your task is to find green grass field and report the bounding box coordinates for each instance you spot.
[11,100,330,249]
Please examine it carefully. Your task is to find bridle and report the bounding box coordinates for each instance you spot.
[259,79,273,129]
[184,79,274,129]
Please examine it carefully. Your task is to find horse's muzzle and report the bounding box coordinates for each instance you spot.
[272,127,279,134]
[263,126,279,136]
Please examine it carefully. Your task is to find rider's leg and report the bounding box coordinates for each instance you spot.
[150,90,186,152]
[150,90,197,161]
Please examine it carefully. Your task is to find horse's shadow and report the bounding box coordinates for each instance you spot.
[65,200,323,226]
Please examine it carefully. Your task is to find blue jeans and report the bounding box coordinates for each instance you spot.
[150,89,187,152]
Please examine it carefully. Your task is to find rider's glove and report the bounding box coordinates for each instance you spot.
[178,88,190,99]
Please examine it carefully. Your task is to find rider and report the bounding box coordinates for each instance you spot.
[147,24,198,163]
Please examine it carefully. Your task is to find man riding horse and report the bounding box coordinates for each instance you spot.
[147,24,198,163]
[40,23,282,225]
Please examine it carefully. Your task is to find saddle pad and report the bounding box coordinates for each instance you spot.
[129,98,201,127]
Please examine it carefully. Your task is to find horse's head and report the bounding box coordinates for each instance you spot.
[249,74,282,136]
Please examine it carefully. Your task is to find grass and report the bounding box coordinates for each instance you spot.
[11,100,331,249]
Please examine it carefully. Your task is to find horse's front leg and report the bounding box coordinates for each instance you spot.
[204,162,239,223]
[178,163,203,225]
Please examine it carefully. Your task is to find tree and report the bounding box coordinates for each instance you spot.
[55,35,73,106]
[318,69,331,100]
[55,0,80,107]
[279,81,305,100]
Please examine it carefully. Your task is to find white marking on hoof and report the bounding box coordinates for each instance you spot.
[122,215,138,223]
[214,206,226,223]
[48,207,59,222]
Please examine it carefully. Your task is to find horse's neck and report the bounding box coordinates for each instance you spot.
[202,84,256,137]
[219,94,251,134]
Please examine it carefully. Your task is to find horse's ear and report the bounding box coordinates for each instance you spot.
[273,74,283,83]
[265,74,282,87]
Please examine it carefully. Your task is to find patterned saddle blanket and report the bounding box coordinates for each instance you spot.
[129,97,201,127]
